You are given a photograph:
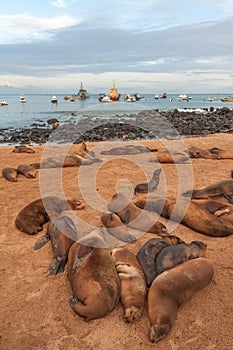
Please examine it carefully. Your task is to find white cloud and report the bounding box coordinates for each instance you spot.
[50,0,68,8]
[0,14,81,43]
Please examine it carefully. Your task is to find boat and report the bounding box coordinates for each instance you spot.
[155,93,167,99]
[20,95,26,103]
[64,95,70,100]
[51,95,58,103]
[207,96,218,102]
[99,81,121,102]
[124,93,137,102]
[0,99,8,106]
[221,96,233,102]
[76,82,90,100]
[177,94,192,102]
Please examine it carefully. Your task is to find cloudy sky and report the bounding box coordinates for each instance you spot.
[1,0,233,94]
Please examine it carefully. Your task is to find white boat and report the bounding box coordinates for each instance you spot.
[0,99,8,106]
[51,95,58,103]
[20,95,26,103]
[177,94,192,102]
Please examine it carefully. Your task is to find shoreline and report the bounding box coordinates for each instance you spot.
[0,107,233,145]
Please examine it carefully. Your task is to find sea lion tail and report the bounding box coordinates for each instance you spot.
[34,234,50,250]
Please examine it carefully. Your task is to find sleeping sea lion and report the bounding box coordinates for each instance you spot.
[111,247,147,323]
[148,258,214,343]
[2,167,18,182]
[100,145,158,155]
[208,147,233,159]
[67,234,120,321]
[17,164,37,178]
[34,212,78,276]
[155,241,207,275]
[108,193,167,235]
[183,179,233,199]
[187,146,219,159]
[134,168,161,195]
[150,151,189,163]
[12,145,35,153]
[101,212,136,243]
[136,236,184,286]
[15,196,83,235]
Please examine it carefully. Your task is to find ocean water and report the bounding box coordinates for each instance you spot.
[0,93,232,129]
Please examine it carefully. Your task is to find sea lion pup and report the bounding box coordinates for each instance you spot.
[187,146,219,159]
[150,150,189,164]
[208,147,233,159]
[183,179,233,199]
[17,164,37,178]
[2,167,18,182]
[134,168,161,195]
[100,145,158,155]
[108,193,167,235]
[135,197,233,237]
[155,241,207,275]
[34,212,78,276]
[101,212,136,243]
[15,196,83,235]
[136,236,184,286]
[148,258,214,343]
[12,145,35,153]
[111,247,147,323]
[67,234,120,321]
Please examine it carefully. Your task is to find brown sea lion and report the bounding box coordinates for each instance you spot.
[74,141,96,158]
[208,147,233,159]
[12,145,35,153]
[192,198,233,224]
[136,236,184,286]
[101,212,136,243]
[231,169,233,178]
[187,146,219,159]
[148,258,214,343]
[108,193,167,235]
[2,167,18,182]
[135,197,233,237]
[151,150,189,164]
[17,164,37,178]
[34,212,78,276]
[100,144,158,155]
[155,241,207,275]
[15,196,83,235]
[134,168,162,195]
[183,179,233,199]
[67,234,120,321]
[111,247,147,323]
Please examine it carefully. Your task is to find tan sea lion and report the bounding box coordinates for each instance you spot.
[148,258,214,343]
[208,147,233,159]
[187,146,219,159]
[134,168,161,195]
[74,141,96,158]
[151,150,189,163]
[155,241,206,275]
[108,193,167,235]
[136,236,184,286]
[15,196,83,235]
[17,164,37,178]
[183,179,233,199]
[135,197,233,237]
[192,198,233,224]
[111,247,147,323]
[2,167,18,182]
[100,145,158,155]
[34,212,78,276]
[12,145,35,153]
[101,212,136,243]
[67,234,120,321]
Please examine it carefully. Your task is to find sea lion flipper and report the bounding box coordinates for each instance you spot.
[71,245,93,273]
[34,234,50,250]
[223,194,233,204]
[122,209,130,224]
[46,257,65,276]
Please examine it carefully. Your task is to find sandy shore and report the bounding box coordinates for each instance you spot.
[0,133,232,350]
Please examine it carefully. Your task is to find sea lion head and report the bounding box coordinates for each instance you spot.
[149,315,172,343]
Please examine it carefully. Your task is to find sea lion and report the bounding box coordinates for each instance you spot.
[108,193,167,235]
[12,145,35,153]
[101,212,136,243]
[111,247,147,323]
[208,147,233,159]
[183,179,233,199]
[2,167,18,182]
[187,146,219,159]
[155,241,207,275]
[134,168,161,195]
[15,196,83,235]
[17,164,37,178]
[148,258,214,343]
[74,141,96,158]
[192,198,233,224]
[34,212,78,276]
[135,197,233,237]
[150,151,189,164]
[67,234,120,321]
[100,145,158,155]
[136,236,184,286]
